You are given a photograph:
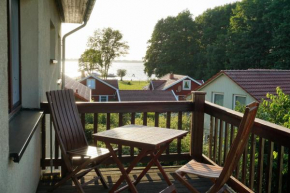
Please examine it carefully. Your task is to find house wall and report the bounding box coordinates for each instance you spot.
[166,78,200,100]
[80,78,118,101]
[0,1,9,192]
[199,74,256,109]
[0,0,62,192]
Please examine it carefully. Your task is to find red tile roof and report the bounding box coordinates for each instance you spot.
[197,69,290,101]
[151,73,202,90]
[119,90,177,101]
[103,79,119,89]
[65,76,91,101]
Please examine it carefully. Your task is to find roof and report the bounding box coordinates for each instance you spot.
[79,75,119,91]
[151,74,202,90]
[55,0,96,23]
[119,90,178,102]
[65,76,91,101]
[197,69,290,101]
[103,80,119,89]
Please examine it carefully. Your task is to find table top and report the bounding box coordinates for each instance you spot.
[93,125,188,149]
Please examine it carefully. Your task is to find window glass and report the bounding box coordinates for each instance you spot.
[182,80,191,90]
[8,0,21,113]
[100,96,108,102]
[234,95,246,109]
[86,79,95,89]
[213,93,224,106]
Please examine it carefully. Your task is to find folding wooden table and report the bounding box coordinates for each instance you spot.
[93,124,188,193]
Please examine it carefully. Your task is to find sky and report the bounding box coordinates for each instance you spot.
[63,0,240,61]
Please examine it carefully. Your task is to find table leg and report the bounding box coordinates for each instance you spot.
[105,142,148,193]
[134,141,171,186]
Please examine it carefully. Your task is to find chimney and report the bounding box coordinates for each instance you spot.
[169,73,174,79]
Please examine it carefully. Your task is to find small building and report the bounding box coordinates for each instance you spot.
[65,76,91,101]
[148,73,203,100]
[196,69,290,110]
[119,90,178,102]
[79,75,120,102]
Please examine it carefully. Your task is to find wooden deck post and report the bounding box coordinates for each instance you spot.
[190,91,206,161]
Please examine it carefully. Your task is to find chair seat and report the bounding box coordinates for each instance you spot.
[176,160,223,178]
[67,146,111,159]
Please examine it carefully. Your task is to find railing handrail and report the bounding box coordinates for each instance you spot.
[204,101,290,148]
[40,101,194,114]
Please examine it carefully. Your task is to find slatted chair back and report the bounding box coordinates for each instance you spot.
[46,89,88,152]
[209,102,259,192]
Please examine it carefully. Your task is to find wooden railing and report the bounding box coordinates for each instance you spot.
[204,101,290,193]
[40,92,290,193]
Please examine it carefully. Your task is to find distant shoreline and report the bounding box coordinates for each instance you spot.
[65,59,143,63]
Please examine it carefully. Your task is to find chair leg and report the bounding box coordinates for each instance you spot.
[174,171,200,193]
[72,176,85,193]
[94,167,109,189]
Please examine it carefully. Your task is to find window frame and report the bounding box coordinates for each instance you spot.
[99,95,108,102]
[86,78,95,89]
[8,0,22,116]
[233,94,247,109]
[212,92,224,106]
[182,80,191,90]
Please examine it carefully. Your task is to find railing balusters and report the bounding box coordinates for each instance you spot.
[224,122,229,162]
[241,141,248,184]
[249,133,256,190]
[257,137,265,193]
[131,112,135,124]
[55,133,59,169]
[213,117,218,162]
[266,141,273,193]
[166,112,171,155]
[218,120,223,165]
[155,112,159,127]
[177,112,182,155]
[118,113,123,157]
[94,113,98,144]
[277,145,284,193]
[130,113,135,157]
[143,112,147,126]
[81,113,85,131]
[209,116,213,160]
[230,124,234,145]
[106,113,110,130]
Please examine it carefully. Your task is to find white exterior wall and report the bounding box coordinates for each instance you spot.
[0,0,62,192]
[200,74,256,109]
[199,74,257,137]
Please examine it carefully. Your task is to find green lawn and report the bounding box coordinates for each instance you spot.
[118,81,149,90]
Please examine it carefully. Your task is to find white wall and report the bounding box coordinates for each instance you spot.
[200,74,256,109]
[0,0,62,192]
[0,0,9,192]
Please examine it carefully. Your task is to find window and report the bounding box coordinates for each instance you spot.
[233,95,246,110]
[182,80,191,90]
[212,93,224,106]
[8,0,21,114]
[86,79,95,89]
[99,95,108,102]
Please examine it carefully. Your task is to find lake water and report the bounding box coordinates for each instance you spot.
[65,60,156,81]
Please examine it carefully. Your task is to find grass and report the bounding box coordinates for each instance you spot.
[118,80,149,90]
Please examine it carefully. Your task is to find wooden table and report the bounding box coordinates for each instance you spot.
[93,124,188,193]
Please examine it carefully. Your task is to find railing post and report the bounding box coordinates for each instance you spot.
[190,91,206,161]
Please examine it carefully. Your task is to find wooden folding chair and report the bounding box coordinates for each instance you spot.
[46,89,113,193]
[175,102,259,193]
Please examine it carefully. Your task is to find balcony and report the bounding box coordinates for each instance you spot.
[38,92,290,192]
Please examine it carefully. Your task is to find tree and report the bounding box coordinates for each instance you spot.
[144,11,199,78]
[80,28,129,79]
[117,69,127,81]
[78,49,102,76]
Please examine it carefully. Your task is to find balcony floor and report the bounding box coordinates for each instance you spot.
[37,166,213,193]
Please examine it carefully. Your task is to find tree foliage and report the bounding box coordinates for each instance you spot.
[79,28,129,79]
[144,0,290,80]
[117,69,127,81]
